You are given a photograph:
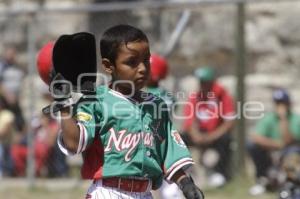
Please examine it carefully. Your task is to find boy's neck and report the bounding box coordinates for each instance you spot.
[110,84,140,99]
[114,86,132,95]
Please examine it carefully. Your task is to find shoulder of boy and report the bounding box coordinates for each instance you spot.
[75,111,93,122]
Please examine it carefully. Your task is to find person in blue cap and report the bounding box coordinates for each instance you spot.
[248,88,300,196]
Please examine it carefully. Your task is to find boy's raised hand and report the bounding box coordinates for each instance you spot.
[37,32,97,115]
[42,73,83,115]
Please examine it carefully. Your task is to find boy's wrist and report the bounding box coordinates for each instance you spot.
[171,169,187,184]
[178,176,205,199]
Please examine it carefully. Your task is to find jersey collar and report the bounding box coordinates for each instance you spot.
[108,88,155,104]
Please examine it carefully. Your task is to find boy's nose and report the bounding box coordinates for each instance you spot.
[138,62,148,74]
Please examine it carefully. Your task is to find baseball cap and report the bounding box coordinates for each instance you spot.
[272,89,290,103]
[194,67,215,82]
[150,54,168,81]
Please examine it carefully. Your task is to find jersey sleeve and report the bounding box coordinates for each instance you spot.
[57,99,101,156]
[160,102,194,182]
[290,114,300,140]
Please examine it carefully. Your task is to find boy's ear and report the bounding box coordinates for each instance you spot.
[102,58,114,74]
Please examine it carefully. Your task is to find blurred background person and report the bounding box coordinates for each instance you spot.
[182,66,236,188]
[11,110,68,177]
[0,46,26,138]
[248,89,300,196]
[0,96,15,177]
[10,74,69,177]
[10,113,55,177]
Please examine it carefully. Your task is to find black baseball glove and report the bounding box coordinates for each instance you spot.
[179,176,205,199]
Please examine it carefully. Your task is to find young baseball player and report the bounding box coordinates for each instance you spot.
[44,25,204,199]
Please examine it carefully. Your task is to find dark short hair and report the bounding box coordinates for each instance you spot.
[100,24,149,64]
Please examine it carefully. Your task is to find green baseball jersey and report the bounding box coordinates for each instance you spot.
[145,86,175,108]
[255,112,300,140]
[58,85,193,188]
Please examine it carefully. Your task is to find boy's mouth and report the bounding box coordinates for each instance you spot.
[135,77,148,88]
[136,76,147,82]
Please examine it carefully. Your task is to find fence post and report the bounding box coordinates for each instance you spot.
[234,2,246,177]
[26,17,36,188]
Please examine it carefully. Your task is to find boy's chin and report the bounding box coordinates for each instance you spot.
[134,84,145,91]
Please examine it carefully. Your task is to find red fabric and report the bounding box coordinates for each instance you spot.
[81,138,104,180]
[11,120,58,176]
[183,82,235,133]
[11,145,27,176]
[34,141,49,175]
[150,54,168,81]
[11,141,49,176]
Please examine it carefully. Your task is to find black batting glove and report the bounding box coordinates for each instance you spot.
[179,176,205,199]
[43,73,82,115]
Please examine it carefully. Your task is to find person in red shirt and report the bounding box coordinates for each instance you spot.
[182,67,236,188]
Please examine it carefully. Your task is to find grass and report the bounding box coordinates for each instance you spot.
[0,187,84,199]
[0,177,276,199]
[203,177,275,199]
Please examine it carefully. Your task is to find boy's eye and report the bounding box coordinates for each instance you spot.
[125,59,138,67]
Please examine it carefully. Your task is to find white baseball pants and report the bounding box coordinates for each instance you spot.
[85,180,153,199]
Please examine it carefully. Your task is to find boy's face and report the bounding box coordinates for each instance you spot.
[104,41,151,93]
